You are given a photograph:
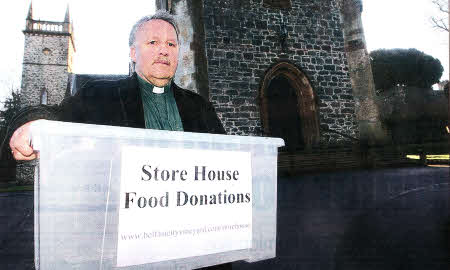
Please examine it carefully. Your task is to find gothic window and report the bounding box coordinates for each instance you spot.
[263,0,292,9]
[41,89,48,105]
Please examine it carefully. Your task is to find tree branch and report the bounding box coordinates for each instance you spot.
[430,0,449,32]
[430,17,449,32]
[432,0,448,13]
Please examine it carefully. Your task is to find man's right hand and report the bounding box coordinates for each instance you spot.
[9,121,38,161]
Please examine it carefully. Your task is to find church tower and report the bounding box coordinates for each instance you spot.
[20,3,75,107]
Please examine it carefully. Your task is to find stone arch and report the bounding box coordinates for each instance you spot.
[260,62,320,149]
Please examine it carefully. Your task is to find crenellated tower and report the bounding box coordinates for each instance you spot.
[20,2,76,107]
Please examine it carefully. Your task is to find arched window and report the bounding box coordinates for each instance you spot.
[41,89,48,105]
[263,0,292,9]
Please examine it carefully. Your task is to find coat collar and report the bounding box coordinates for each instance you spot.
[120,73,186,128]
[122,72,140,105]
[123,73,180,104]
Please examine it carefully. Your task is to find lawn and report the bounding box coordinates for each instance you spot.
[0,185,33,193]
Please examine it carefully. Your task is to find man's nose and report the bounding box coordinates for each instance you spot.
[158,44,169,56]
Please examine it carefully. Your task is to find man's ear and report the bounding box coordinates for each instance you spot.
[130,46,136,63]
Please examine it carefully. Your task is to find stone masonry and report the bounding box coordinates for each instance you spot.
[201,0,358,145]
[17,4,75,184]
[21,35,72,106]
[20,4,75,107]
[16,1,367,184]
[172,0,210,99]
[337,0,389,145]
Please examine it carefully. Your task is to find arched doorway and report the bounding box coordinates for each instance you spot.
[260,62,320,151]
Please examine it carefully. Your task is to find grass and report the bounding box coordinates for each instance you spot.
[0,185,33,193]
[426,154,450,160]
[406,154,449,160]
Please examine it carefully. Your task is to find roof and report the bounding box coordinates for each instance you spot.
[68,74,130,96]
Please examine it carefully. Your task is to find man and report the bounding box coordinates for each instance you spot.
[8,10,231,270]
[9,10,225,159]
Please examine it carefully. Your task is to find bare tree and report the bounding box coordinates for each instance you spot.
[430,0,449,32]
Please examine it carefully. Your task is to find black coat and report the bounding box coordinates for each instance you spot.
[2,73,225,158]
[58,73,225,134]
[2,75,232,270]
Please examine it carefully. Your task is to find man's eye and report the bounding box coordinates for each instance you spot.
[168,42,176,47]
[148,41,156,45]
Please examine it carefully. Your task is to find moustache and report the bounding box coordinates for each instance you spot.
[154,59,170,65]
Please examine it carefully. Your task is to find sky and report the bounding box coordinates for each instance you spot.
[362,0,449,84]
[0,0,156,107]
[0,0,448,106]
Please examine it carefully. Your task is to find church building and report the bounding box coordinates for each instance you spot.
[20,0,386,154]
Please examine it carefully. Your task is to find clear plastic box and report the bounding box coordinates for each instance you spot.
[31,120,284,270]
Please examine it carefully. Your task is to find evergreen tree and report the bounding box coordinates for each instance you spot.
[0,89,21,160]
[0,89,21,129]
[370,48,444,91]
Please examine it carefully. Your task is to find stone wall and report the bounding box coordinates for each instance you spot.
[67,37,75,73]
[172,0,210,99]
[202,0,358,144]
[19,30,73,184]
[21,34,71,106]
[337,0,389,145]
[173,0,198,92]
[20,64,69,106]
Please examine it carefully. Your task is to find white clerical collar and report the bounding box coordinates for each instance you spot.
[152,86,164,94]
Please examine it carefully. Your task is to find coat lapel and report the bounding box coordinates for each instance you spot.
[121,74,191,130]
[121,73,145,128]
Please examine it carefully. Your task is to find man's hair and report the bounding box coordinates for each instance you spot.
[129,10,179,47]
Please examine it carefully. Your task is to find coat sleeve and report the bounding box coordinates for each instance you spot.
[0,92,85,159]
[0,104,60,158]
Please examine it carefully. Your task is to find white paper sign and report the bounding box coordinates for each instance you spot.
[116,146,252,267]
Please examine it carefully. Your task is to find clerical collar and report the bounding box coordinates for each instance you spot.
[153,86,164,94]
[136,74,171,94]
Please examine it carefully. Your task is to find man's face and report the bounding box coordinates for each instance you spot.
[130,19,179,87]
